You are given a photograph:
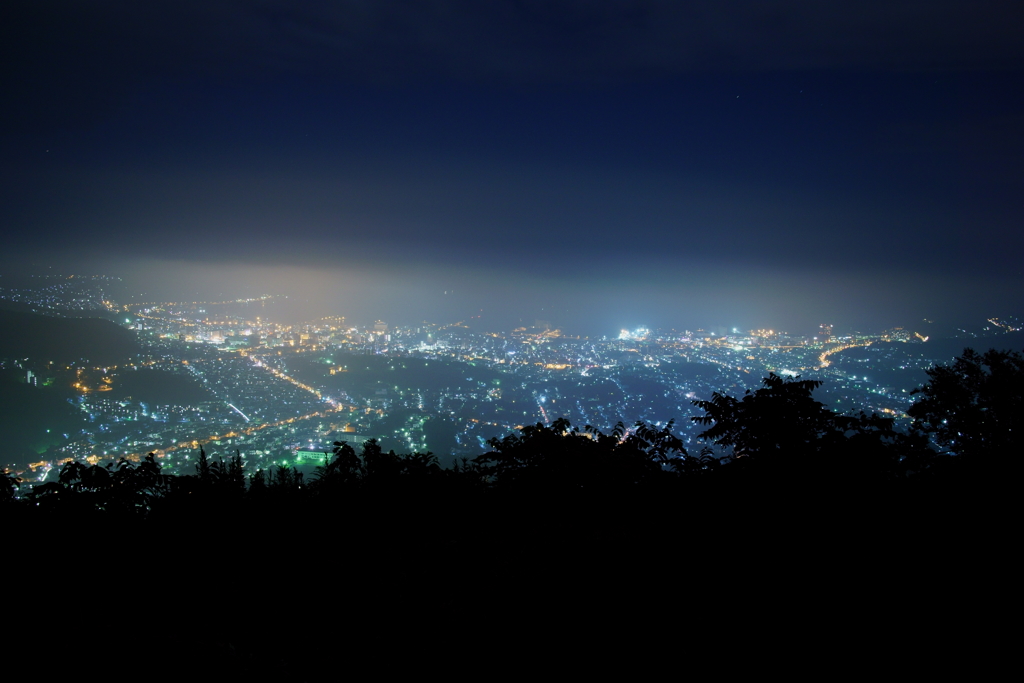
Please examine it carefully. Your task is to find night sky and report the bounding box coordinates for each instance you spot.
[3,2,1023,335]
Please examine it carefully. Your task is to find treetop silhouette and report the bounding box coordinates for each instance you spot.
[908,347,1024,463]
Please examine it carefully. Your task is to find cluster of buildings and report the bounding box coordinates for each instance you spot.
[0,274,121,314]
[9,281,1015,482]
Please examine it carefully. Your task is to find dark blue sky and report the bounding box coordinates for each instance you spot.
[3,2,1023,335]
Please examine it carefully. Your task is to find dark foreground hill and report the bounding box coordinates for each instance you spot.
[6,350,1015,679]
[0,308,140,366]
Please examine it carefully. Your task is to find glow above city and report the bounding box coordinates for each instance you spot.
[2,3,1023,333]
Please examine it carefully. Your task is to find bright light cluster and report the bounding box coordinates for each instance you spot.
[618,327,650,341]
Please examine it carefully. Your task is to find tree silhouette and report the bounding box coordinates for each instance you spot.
[26,454,169,515]
[195,444,212,484]
[1,467,21,504]
[692,374,841,459]
[908,348,1024,463]
[691,373,925,485]
[208,451,247,495]
[270,464,303,491]
[310,440,361,492]
[107,454,168,513]
[475,417,687,495]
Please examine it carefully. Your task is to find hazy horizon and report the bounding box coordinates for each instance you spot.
[4,3,1022,336]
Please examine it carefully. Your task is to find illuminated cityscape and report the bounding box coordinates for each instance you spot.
[3,274,1020,485]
